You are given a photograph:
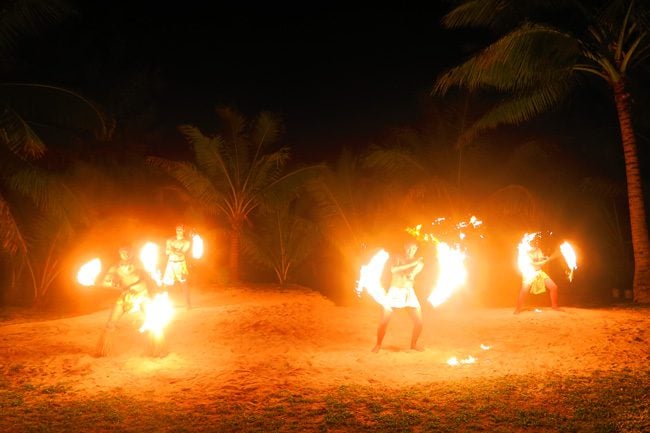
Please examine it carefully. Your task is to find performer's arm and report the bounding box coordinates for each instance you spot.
[181,239,191,254]
[391,257,424,274]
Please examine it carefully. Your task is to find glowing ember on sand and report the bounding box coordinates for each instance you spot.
[76,258,102,286]
[192,233,204,259]
[139,242,163,286]
[560,241,578,281]
[447,355,476,366]
[356,249,390,307]
[139,292,174,340]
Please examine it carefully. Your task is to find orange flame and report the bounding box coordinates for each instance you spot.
[356,249,389,307]
[428,242,467,307]
[192,233,204,259]
[76,258,102,286]
[517,232,538,284]
[560,241,577,282]
[139,292,174,340]
[139,242,163,286]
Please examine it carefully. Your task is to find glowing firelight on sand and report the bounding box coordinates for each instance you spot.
[192,233,204,259]
[139,292,174,340]
[76,258,102,286]
[356,249,390,307]
[560,241,578,281]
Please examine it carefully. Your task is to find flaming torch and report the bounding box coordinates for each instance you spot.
[139,291,174,341]
[192,233,204,259]
[139,242,163,286]
[76,258,102,286]
[407,222,470,308]
[517,232,539,285]
[428,242,467,307]
[560,241,578,282]
[356,249,390,307]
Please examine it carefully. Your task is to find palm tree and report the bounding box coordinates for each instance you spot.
[434,0,650,302]
[147,107,322,283]
[0,1,112,303]
[242,199,318,285]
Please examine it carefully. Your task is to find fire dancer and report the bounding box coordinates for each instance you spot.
[372,240,424,353]
[164,224,192,309]
[96,246,153,356]
[514,239,561,314]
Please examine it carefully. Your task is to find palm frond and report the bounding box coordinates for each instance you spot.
[178,124,230,184]
[0,105,46,157]
[146,156,225,217]
[216,106,250,178]
[0,0,72,54]
[0,193,27,254]
[250,111,281,153]
[442,0,568,31]
[242,204,318,284]
[403,177,460,211]
[245,147,291,196]
[362,147,430,179]
[480,184,544,227]
[457,78,572,147]
[434,23,578,95]
[7,167,81,222]
[0,83,113,140]
[258,163,326,208]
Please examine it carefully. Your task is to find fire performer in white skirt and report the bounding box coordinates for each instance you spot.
[164,224,192,309]
[372,240,425,353]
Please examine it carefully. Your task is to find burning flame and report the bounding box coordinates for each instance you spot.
[139,242,163,286]
[517,232,538,284]
[192,234,204,259]
[356,249,389,307]
[428,242,467,307]
[76,258,102,286]
[560,241,577,282]
[447,355,476,366]
[139,292,174,340]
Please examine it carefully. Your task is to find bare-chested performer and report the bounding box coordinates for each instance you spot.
[514,241,561,314]
[96,246,152,356]
[164,224,192,309]
[372,240,425,353]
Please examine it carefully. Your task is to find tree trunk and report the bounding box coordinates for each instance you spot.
[613,80,650,303]
[229,222,242,283]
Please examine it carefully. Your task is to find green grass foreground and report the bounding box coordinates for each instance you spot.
[2,371,648,432]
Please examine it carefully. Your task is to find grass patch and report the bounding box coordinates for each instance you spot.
[1,371,648,432]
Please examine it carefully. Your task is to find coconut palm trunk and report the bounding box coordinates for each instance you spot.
[229,221,242,283]
[613,80,650,302]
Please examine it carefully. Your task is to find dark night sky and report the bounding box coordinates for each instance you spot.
[11,2,471,162]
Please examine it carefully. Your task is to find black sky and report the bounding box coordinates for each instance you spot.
[12,2,469,162]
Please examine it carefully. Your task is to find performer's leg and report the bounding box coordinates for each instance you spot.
[514,284,528,314]
[182,282,191,309]
[372,308,393,353]
[408,307,423,351]
[106,298,125,329]
[546,278,561,310]
[96,301,123,357]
